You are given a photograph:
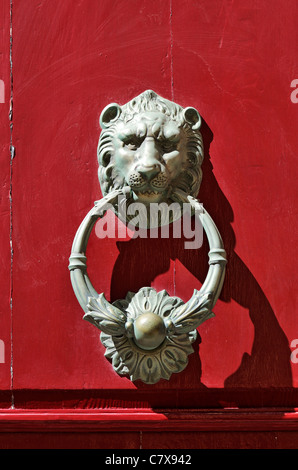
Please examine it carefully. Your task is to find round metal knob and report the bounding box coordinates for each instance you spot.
[133,312,166,350]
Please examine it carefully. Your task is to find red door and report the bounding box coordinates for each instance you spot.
[0,0,298,449]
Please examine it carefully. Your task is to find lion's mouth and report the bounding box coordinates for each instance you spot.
[132,188,166,203]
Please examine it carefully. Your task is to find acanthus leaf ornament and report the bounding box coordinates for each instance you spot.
[69,90,227,384]
[166,291,215,335]
[84,294,128,336]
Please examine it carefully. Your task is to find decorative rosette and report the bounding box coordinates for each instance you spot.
[84,287,214,384]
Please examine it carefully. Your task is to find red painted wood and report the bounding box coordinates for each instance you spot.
[11,0,173,391]
[1,429,298,450]
[0,431,141,449]
[0,0,297,448]
[141,431,298,450]
[0,0,12,393]
[0,408,298,432]
[171,0,298,390]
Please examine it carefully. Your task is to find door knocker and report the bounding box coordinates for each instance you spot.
[69,90,227,384]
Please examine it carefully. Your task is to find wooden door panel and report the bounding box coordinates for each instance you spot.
[11,0,174,391]
[0,0,296,426]
[0,0,12,398]
[172,0,298,391]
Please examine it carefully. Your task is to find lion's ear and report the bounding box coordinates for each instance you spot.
[99,103,122,129]
[183,107,201,130]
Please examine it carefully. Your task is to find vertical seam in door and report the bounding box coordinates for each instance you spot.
[9,0,14,408]
[169,0,174,101]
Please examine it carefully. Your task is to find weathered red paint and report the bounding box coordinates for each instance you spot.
[0,0,12,396]
[0,0,297,448]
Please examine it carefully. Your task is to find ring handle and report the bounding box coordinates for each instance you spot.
[69,189,227,384]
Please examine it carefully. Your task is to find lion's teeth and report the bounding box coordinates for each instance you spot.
[138,190,159,195]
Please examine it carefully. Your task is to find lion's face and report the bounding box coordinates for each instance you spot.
[111,111,188,205]
[97,90,204,226]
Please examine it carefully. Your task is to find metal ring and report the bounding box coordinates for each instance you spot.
[69,189,227,384]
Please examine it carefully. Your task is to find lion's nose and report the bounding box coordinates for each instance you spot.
[136,164,160,180]
[135,137,161,180]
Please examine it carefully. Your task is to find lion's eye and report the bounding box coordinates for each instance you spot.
[124,137,143,150]
[160,141,177,153]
